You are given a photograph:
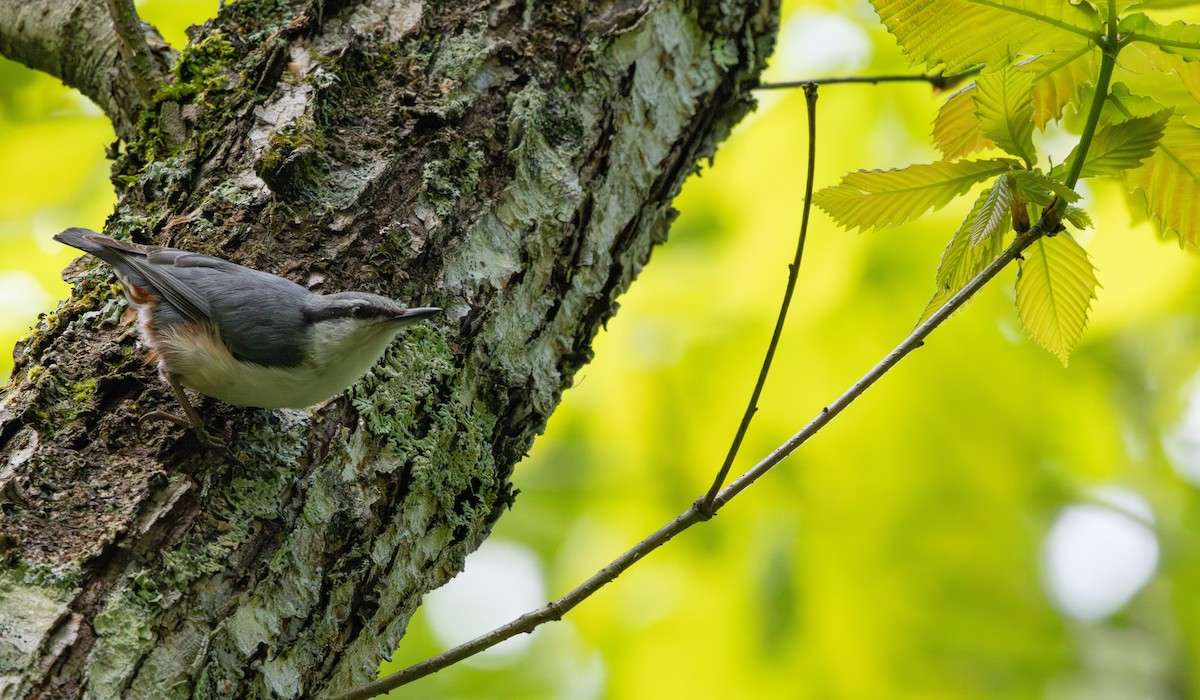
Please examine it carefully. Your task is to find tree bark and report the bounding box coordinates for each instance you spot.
[0,0,777,697]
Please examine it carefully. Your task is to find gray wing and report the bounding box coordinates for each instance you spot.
[176,263,314,367]
[56,229,312,368]
[55,228,215,323]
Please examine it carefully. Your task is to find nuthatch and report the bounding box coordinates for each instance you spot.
[55,228,440,448]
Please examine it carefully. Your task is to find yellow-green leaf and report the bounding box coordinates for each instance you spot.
[1018,46,1100,128]
[975,65,1037,165]
[1121,14,1200,63]
[933,84,994,160]
[1056,109,1172,178]
[813,159,1016,232]
[1118,44,1200,125]
[917,185,1007,324]
[1015,234,1099,365]
[1126,117,1200,246]
[1064,205,1093,230]
[870,0,1100,73]
[971,173,1013,244]
[1010,169,1081,205]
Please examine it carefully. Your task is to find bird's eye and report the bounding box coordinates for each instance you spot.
[350,305,364,318]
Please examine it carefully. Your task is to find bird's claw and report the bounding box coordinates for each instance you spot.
[138,410,244,467]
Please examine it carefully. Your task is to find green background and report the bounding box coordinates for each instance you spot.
[3,1,1200,698]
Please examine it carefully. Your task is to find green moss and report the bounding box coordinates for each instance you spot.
[71,377,98,405]
[24,365,44,384]
[156,33,239,103]
[256,120,331,202]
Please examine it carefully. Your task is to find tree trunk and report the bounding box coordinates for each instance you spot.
[0,0,777,696]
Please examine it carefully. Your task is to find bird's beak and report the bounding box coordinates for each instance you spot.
[395,307,442,322]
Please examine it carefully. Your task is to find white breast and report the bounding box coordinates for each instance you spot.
[153,320,402,409]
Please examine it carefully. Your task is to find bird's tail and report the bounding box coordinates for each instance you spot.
[54,228,157,291]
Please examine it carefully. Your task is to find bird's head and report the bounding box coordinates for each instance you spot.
[303,292,441,351]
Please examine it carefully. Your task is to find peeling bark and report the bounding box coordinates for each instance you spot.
[0,0,778,697]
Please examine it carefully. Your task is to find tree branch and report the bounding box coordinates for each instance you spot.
[700,82,819,511]
[0,0,173,140]
[757,71,977,91]
[332,222,1048,700]
[104,0,166,107]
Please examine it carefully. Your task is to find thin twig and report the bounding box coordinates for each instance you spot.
[327,224,1047,700]
[699,82,819,512]
[757,71,976,91]
[104,0,163,106]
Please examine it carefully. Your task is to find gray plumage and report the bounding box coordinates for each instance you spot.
[54,228,440,413]
[56,228,313,367]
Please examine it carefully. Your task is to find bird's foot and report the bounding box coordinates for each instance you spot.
[138,410,244,467]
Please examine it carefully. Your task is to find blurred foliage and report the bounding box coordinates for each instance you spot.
[3,2,1200,699]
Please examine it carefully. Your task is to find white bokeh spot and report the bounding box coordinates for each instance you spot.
[423,539,547,663]
[773,9,872,77]
[1042,487,1158,621]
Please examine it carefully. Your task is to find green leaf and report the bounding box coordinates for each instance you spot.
[870,0,1100,74]
[1055,109,1172,178]
[1116,44,1200,123]
[971,173,1013,244]
[1126,0,1200,7]
[1017,46,1100,129]
[933,84,994,160]
[1088,0,1152,18]
[1121,14,1200,63]
[1010,169,1081,205]
[975,65,1037,165]
[1064,205,1093,229]
[917,185,1008,324]
[813,159,1016,232]
[1126,117,1200,246]
[1015,234,1099,365]
[1128,0,1200,7]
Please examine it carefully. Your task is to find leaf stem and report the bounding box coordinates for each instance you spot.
[1063,5,1119,190]
[327,223,1048,700]
[699,82,818,512]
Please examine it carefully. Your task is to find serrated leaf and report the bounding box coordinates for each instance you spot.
[1011,169,1082,204]
[1127,0,1200,8]
[917,185,1008,324]
[1016,234,1099,365]
[870,0,1101,74]
[1087,0,1148,17]
[933,84,994,159]
[975,65,1037,165]
[1119,43,1200,124]
[1121,14,1200,62]
[813,159,1017,232]
[1008,170,1088,229]
[1126,117,1200,246]
[1064,205,1093,229]
[1018,46,1100,128]
[972,173,1013,244]
[1055,109,1172,178]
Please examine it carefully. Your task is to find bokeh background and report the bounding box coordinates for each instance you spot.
[4,1,1200,698]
